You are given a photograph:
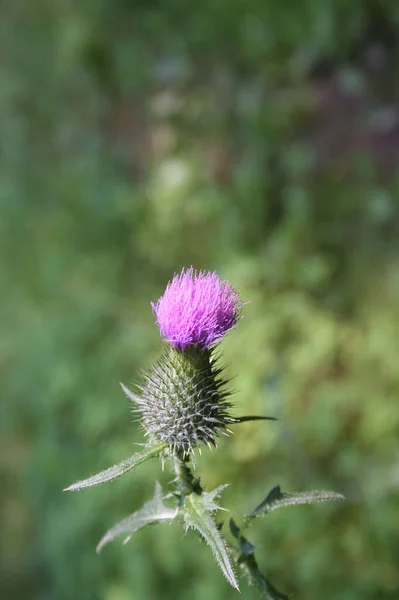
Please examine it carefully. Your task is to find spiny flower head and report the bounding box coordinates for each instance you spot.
[151,267,242,351]
[122,268,246,457]
[130,345,234,457]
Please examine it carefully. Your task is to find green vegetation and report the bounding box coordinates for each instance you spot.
[1,1,399,599]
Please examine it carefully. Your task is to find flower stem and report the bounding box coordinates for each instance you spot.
[172,452,203,499]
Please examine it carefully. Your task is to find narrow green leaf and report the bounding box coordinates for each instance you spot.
[96,482,177,553]
[247,485,345,520]
[231,415,277,423]
[229,517,240,540]
[229,518,256,556]
[230,521,288,600]
[248,568,289,600]
[63,443,167,491]
[183,492,239,590]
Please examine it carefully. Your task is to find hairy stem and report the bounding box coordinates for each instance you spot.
[172,452,203,499]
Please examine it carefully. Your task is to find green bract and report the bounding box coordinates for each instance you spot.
[126,346,233,456]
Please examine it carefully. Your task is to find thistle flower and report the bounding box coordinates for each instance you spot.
[151,267,242,351]
[125,268,244,457]
[65,267,342,599]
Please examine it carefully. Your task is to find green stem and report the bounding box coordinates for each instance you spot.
[172,452,203,499]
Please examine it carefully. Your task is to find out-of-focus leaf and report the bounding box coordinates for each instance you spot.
[63,443,167,491]
[229,517,241,540]
[229,521,287,599]
[229,518,256,555]
[246,485,345,520]
[182,490,239,590]
[96,482,177,553]
[247,567,289,600]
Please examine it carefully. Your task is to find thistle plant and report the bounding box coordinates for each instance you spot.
[65,267,344,598]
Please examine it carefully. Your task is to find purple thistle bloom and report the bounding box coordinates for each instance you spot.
[151,267,243,350]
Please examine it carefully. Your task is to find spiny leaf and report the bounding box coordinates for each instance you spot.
[96,482,177,553]
[182,491,239,590]
[201,485,229,511]
[63,443,167,491]
[246,485,345,520]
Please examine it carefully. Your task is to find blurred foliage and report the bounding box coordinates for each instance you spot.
[1,1,399,599]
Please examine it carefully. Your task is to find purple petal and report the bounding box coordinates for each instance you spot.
[152,267,243,350]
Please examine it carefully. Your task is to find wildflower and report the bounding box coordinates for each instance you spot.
[126,268,243,456]
[65,267,341,599]
[151,267,242,351]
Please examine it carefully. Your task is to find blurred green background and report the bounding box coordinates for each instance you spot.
[1,1,399,599]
